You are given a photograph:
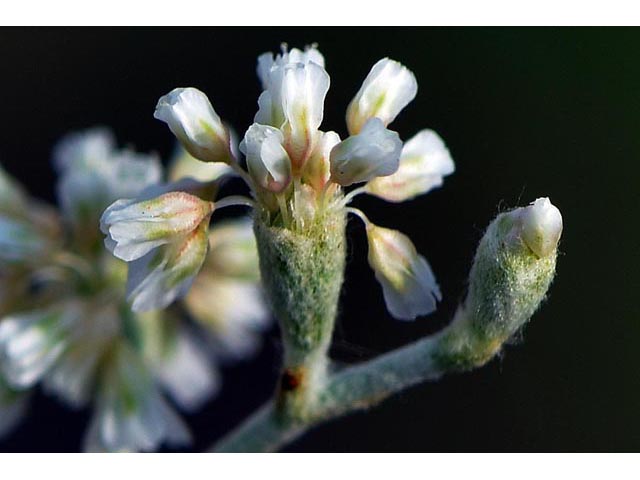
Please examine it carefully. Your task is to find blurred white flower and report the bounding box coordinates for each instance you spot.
[83,342,191,452]
[151,327,220,411]
[365,129,454,202]
[184,218,269,360]
[53,128,162,226]
[0,300,84,388]
[42,303,120,408]
[346,58,418,135]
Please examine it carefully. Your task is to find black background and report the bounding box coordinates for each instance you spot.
[0,28,638,452]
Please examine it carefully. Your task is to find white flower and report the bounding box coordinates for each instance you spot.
[240,123,292,193]
[0,165,60,265]
[0,301,83,388]
[255,59,329,168]
[53,128,162,226]
[257,45,325,89]
[126,221,210,312]
[151,327,219,412]
[83,342,191,452]
[366,224,441,321]
[0,377,29,438]
[0,217,50,264]
[155,88,232,164]
[519,197,563,258]
[184,218,269,360]
[42,304,120,408]
[100,191,213,262]
[346,58,418,135]
[329,118,402,186]
[365,129,455,202]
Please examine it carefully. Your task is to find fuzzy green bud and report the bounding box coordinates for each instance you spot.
[438,198,562,370]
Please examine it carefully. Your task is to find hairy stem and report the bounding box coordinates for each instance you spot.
[211,310,496,452]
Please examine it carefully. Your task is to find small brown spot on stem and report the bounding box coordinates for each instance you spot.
[280,368,303,392]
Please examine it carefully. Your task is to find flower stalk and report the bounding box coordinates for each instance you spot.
[213,198,562,452]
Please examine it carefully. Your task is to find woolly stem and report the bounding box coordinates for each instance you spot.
[211,309,497,453]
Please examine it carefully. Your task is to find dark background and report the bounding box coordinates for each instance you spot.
[0,28,638,452]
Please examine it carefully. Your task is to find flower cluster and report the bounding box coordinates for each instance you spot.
[0,130,268,451]
[125,45,454,321]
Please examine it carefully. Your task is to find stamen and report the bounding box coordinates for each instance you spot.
[341,186,367,206]
[345,207,371,227]
[214,195,255,210]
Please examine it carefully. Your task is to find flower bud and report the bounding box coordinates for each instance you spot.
[257,44,325,90]
[154,88,232,164]
[365,129,454,202]
[346,58,418,135]
[256,61,330,169]
[100,192,214,262]
[366,224,441,320]
[240,123,292,193]
[437,199,562,370]
[329,118,402,186]
[519,197,563,258]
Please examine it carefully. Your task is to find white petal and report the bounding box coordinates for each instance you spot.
[519,197,563,258]
[101,192,213,262]
[84,343,191,452]
[366,225,441,321]
[346,58,418,135]
[302,130,341,191]
[154,88,231,163]
[280,62,330,165]
[0,302,82,388]
[185,278,269,360]
[53,129,162,224]
[154,329,219,411]
[330,118,402,186]
[257,45,325,90]
[126,222,209,312]
[365,129,455,202]
[52,127,115,173]
[204,217,260,279]
[241,124,292,192]
[42,305,120,408]
[0,216,49,263]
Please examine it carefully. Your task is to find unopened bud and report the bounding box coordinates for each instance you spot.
[520,197,563,258]
[437,198,562,370]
